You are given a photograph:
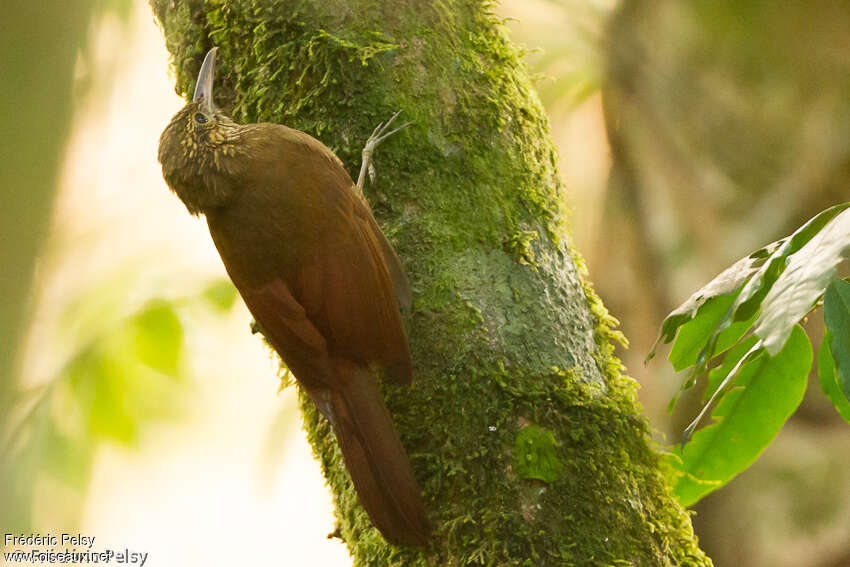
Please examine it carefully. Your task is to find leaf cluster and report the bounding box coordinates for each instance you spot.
[1,276,237,531]
[649,204,850,505]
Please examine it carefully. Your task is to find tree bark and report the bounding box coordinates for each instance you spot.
[150,1,711,565]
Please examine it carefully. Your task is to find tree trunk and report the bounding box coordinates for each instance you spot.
[150,1,711,564]
[1,0,94,531]
[0,0,92,408]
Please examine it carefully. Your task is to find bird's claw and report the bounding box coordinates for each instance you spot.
[366,109,411,148]
[356,110,411,192]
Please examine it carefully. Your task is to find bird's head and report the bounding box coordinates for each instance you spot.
[158,47,245,215]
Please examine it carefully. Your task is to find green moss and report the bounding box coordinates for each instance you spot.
[514,425,563,483]
[505,229,539,267]
[151,0,711,564]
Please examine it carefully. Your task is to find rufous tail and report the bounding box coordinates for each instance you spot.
[323,360,430,546]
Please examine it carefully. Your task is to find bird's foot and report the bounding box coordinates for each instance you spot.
[356,110,411,192]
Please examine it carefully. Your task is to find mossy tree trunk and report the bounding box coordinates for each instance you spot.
[151,1,711,565]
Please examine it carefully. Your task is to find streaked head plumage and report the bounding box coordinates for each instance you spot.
[158,47,244,214]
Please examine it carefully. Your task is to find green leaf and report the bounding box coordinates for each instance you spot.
[202,278,238,312]
[730,204,847,334]
[678,203,849,367]
[817,330,850,423]
[681,338,763,443]
[513,425,563,483]
[668,292,757,372]
[704,335,761,402]
[131,300,183,376]
[672,326,811,507]
[755,210,850,355]
[647,243,778,362]
[668,294,734,371]
[824,278,850,402]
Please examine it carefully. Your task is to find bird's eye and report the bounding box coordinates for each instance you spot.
[194,113,208,124]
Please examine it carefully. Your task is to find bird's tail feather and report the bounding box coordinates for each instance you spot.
[326,360,430,546]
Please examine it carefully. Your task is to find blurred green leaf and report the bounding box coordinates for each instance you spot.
[43,422,94,491]
[58,272,137,354]
[672,326,810,507]
[755,209,850,355]
[55,292,199,451]
[817,330,850,424]
[824,277,850,403]
[202,278,239,312]
[67,347,137,444]
[131,299,183,376]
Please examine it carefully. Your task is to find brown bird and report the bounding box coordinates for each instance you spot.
[158,47,429,546]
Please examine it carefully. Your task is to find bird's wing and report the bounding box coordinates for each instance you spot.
[238,278,336,390]
[293,188,412,385]
[278,126,412,310]
[362,210,412,311]
[234,125,412,385]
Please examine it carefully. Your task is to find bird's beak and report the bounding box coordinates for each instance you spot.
[193,47,218,114]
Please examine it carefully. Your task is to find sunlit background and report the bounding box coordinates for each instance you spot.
[3,1,850,566]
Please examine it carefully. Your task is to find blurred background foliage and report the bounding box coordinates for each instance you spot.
[506,1,850,565]
[2,269,237,531]
[3,0,850,565]
[1,1,317,562]
[0,0,223,533]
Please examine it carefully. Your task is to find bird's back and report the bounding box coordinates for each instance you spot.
[205,123,412,382]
